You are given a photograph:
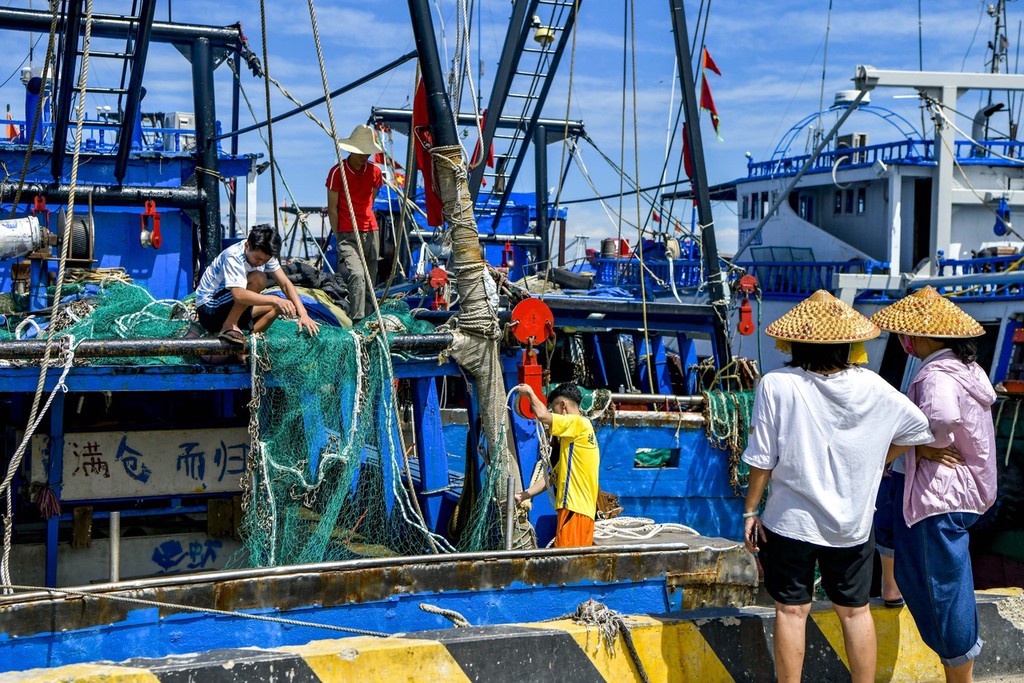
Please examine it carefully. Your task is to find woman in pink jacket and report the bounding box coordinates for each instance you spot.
[872,287,997,683]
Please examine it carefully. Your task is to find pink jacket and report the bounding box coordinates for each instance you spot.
[903,350,998,526]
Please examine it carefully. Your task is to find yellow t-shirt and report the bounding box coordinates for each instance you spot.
[550,413,600,518]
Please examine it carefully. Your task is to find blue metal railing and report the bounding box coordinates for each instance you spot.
[0,117,214,154]
[594,257,888,299]
[746,139,1024,180]
[930,254,1024,300]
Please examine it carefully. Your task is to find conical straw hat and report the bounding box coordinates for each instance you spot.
[871,286,984,338]
[765,289,880,343]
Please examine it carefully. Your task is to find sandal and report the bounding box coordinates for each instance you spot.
[218,329,246,345]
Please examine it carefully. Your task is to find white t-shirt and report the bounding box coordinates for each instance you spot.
[742,366,933,547]
[195,240,281,307]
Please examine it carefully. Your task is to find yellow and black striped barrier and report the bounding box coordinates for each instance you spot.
[4,588,1022,682]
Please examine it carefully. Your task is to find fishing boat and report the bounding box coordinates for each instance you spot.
[0,0,762,675]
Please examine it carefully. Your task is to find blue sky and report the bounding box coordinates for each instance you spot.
[0,0,1014,253]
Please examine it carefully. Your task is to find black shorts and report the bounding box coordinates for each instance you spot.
[759,526,874,607]
[197,289,253,334]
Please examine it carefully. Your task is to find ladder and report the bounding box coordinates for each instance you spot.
[469,0,581,227]
[50,0,158,185]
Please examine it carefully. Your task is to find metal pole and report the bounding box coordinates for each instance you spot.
[229,50,241,239]
[49,0,83,182]
[504,474,515,551]
[191,37,221,270]
[669,0,732,370]
[0,333,457,359]
[0,7,245,49]
[467,0,535,197]
[608,392,704,404]
[114,0,157,185]
[109,511,120,583]
[0,183,205,207]
[407,0,459,148]
[534,124,549,273]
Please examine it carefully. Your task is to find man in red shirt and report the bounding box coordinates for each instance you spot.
[326,124,384,321]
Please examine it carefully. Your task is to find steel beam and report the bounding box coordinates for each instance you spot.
[534,124,549,271]
[0,333,455,360]
[0,183,204,208]
[0,7,245,49]
[191,38,221,270]
[114,0,158,185]
[371,108,585,143]
[467,0,535,197]
[669,0,731,369]
[50,0,84,182]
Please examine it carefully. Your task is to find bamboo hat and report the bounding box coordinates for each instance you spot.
[871,286,984,338]
[765,289,880,343]
[338,124,383,155]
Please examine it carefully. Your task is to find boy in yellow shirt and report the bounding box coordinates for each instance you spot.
[515,382,600,547]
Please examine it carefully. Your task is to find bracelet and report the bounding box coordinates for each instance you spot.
[742,511,760,519]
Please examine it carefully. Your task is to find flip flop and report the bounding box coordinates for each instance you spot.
[883,597,905,608]
[218,329,246,345]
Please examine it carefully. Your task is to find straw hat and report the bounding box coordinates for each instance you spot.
[337,124,383,155]
[766,289,880,343]
[871,286,984,338]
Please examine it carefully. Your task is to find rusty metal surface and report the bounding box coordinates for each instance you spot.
[0,539,756,639]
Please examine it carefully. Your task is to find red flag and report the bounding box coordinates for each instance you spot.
[700,78,722,139]
[702,48,722,76]
[413,80,444,227]
[4,106,15,140]
[682,121,694,180]
[471,109,495,169]
[652,210,661,223]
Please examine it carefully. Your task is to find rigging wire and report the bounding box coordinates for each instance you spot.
[814,0,834,148]
[257,0,280,230]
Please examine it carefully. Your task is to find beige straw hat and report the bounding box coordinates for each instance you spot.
[870,286,984,338]
[337,124,383,155]
[766,289,880,343]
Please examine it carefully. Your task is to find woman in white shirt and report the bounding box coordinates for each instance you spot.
[742,290,933,683]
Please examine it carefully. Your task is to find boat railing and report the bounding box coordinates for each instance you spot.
[746,138,1024,180]
[931,253,1024,299]
[746,140,932,179]
[0,117,214,155]
[593,256,888,299]
[732,259,888,299]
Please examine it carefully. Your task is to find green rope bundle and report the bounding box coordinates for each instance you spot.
[702,389,755,495]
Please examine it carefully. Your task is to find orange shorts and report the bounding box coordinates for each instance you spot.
[553,508,595,548]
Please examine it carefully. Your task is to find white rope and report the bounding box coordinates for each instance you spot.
[306,0,385,327]
[1,0,94,592]
[593,515,699,542]
[419,602,471,628]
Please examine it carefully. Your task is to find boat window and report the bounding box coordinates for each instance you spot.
[742,195,749,219]
[834,190,843,215]
[799,195,814,222]
[845,189,854,214]
[857,187,866,214]
[634,447,680,469]
[760,192,770,219]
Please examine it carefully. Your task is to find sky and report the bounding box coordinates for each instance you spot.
[0,0,1016,255]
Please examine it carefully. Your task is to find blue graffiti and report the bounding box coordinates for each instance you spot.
[214,441,248,482]
[187,539,223,569]
[151,539,187,571]
[115,435,152,483]
[176,442,206,481]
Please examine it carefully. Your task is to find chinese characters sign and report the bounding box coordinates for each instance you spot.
[31,428,249,501]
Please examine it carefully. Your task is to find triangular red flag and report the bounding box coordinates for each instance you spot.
[682,121,694,180]
[413,79,444,227]
[702,48,722,76]
[700,78,722,139]
[652,210,661,223]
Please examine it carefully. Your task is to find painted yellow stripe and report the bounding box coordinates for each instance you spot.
[527,616,734,682]
[278,635,471,683]
[0,664,160,683]
[809,604,944,682]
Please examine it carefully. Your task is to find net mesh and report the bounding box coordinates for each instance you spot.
[2,283,517,563]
